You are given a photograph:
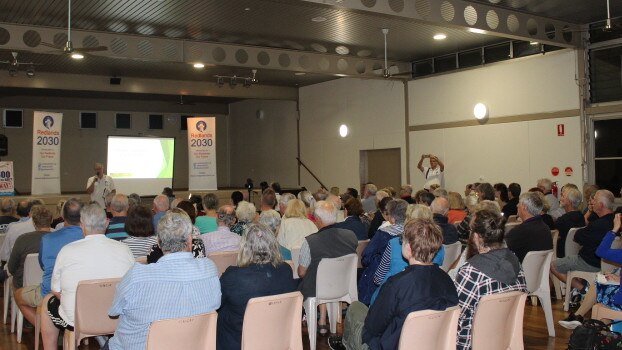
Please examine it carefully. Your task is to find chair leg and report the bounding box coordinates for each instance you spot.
[2,278,9,324]
[35,306,41,350]
[550,274,562,300]
[536,292,555,337]
[63,330,75,350]
[304,300,317,350]
[327,302,338,334]
[17,309,23,342]
[10,296,17,333]
[530,296,538,306]
[564,276,572,312]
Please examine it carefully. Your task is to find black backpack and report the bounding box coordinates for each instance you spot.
[568,319,622,350]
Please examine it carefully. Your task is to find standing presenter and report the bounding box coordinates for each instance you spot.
[86,162,116,207]
[417,154,444,190]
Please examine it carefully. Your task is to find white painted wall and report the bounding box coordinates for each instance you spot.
[409,50,580,125]
[408,50,583,193]
[228,99,299,188]
[299,78,406,191]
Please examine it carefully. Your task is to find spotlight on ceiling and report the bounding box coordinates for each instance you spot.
[433,33,447,40]
[214,70,258,88]
[71,52,84,60]
[26,66,35,78]
[473,103,489,120]
[8,67,17,77]
[193,62,205,69]
[229,76,238,88]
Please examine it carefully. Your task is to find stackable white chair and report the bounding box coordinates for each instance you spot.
[303,254,358,350]
[16,253,43,343]
[522,250,555,337]
[441,241,462,272]
[290,247,301,278]
[563,227,597,312]
[356,240,370,269]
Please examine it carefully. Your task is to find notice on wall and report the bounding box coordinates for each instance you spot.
[187,117,217,190]
[31,111,63,194]
[0,161,15,196]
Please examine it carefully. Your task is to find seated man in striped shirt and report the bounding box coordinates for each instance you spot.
[105,208,221,350]
[105,194,129,241]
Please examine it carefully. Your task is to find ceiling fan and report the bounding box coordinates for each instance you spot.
[40,0,108,58]
[373,28,412,79]
[563,0,622,34]
[0,52,40,77]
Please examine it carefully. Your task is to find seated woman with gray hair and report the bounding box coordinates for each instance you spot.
[231,200,256,236]
[147,208,206,263]
[258,209,292,260]
[217,223,297,350]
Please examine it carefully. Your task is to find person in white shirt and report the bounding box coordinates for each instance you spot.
[277,199,318,250]
[86,162,116,208]
[40,203,135,350]
[0,199,43,261]
[201,205,241,255]
[417,154,445,190]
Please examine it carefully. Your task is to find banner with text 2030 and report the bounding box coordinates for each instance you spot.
[31,111,63,195]
[187,117,217,190]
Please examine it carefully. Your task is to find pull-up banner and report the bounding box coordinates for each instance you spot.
[31,111,63,194]
[0,161,14,196]
[187,117,217,190]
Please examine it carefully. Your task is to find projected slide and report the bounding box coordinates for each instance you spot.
[107,136,175,196]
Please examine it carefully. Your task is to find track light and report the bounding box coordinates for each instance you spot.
[213,70,258,88]
[26,66,35,78]
[8,67,17,77]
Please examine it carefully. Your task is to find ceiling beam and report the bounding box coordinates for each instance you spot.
[0,22,411,79]
[1,71,298,101]
[301,0,583,48]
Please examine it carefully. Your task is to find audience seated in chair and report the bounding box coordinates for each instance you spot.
[277,199,318,250]
[41,203,135,350]
[455,209,528,350]
[217,223,296,350]
[328,218,458,350]
[550,190,615,295]
[9,205,52,326]
[107,209,221,350]
[554,187,585,259]
[297,200,358,336]
[505,192,553,263]
[359,199,408,306]
[201,205,241,255]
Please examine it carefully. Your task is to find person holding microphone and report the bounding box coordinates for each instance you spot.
[86,162,116,207]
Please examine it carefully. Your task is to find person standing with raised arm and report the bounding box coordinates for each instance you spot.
[417,154,444,190]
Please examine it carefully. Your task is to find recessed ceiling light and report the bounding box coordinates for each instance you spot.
[244,7,251,11]
[295,72,306,76]
[71,53,84,60]
[530,41,540,45]
[193,63,205,69]
[312,16,327,22]
[433,33,447,40]
[468,28,485,34]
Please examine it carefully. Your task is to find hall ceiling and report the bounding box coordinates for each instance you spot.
[0,0,614,90]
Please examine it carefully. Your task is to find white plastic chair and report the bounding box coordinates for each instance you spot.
[472,291,527,350]
[441,242,462,272]
[504,222,520,234]
[522,250,555,337]
[549,230,563,300]
[290,247,300,278]
[15,253,43,343]
[564,227,584,257]
[398,306,460,350]
[303,254,358,350]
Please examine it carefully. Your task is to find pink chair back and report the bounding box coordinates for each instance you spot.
[356,240,369,268]
[241,291,303,350]
[398,306,460,350]
[73,278,122,346]
[472,291,527,350]
[146,312,217,350]
[207,250,238,276]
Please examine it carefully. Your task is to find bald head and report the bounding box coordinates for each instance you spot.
[430,197,449,216]
[217,205,236,227]
[153,195,169,212]
[0,198,15,216]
